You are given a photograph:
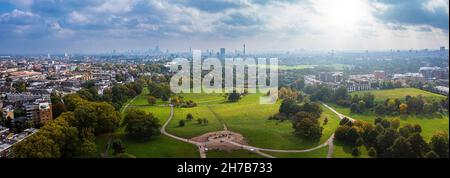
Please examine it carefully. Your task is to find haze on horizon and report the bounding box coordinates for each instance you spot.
[0,0,449,54]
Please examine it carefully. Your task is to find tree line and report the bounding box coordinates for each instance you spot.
[335,117,448,158]
[13,96,121,158]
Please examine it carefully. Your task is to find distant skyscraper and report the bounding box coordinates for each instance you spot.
[47,53,51,59]
[220,48,226,59]
[243,44,246,56]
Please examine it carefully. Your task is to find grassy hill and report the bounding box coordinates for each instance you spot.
[351,88,446,103]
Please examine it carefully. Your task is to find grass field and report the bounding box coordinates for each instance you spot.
[262,64,352,71]
[351,88,446,103]
[263,146,329,158]
[96,87,361,158]
[332,141,369,158]
[95,88,200,158]
[206,150,265,158]
[204,94,340,150]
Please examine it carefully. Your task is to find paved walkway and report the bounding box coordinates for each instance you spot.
[160,105,206,158]
[156,102,355,158]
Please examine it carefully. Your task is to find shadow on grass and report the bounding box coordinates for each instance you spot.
[334,140,360,158]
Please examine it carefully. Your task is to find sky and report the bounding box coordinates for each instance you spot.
[0,0,448,54]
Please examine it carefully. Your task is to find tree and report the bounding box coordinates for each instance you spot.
[352,147,361,157]
[388,137,415,158]
[179,120,185,127]
[186,113,194,121]
[73,102,121,134]
[335,126,351,141]
[399,103,408,115]
[374,104,385,115]
[355,137,365,147]
[123,110,161,140]
[13,134,61,158]
[75,140,97,158]
[339,117,352,126]
[423,103,433,114]
[350,103,359,113]
[278,87,299,100]
[376,128,399,157]
[77,88,98,101]
[171,96,181,107]
[362,93,375,108]
[333,86,349,102]
[413,124,422,133]
[407,133,429,158]
[13,116,95,158]
[227,92,241,102]
[291,78,305,90]
[279,99,300,116]
[52,102,67,119]
[202,118,209,125]
[293,117,323,140]
[112,139,126,155]
[298,102,323,119]
[63,94,88,111]
[386,99,398,114]
[147,96,157,105]
[13,80,27,92]
[368,147,377,158]
[358,100,366,112]
[429,131,449,158]
[425,151,440,158]
[390,119,400,130]
[380,119,390,129]
[323,117,328,125]
[148,83,172,99]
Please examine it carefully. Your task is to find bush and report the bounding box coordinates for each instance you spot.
[123,110,161,140]
[112,139,126,155]
[186,113,194,121]
[368,147,377,158]
[293,117,323,140]
[147,96,157,105]
[179,120,185,127]
[352,147,361,157]
[339,117,352,126]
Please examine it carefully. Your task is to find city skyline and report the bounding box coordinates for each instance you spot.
[0,0,449,54]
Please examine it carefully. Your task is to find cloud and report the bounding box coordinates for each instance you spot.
[372,0,449,31]
[0,0,448,53]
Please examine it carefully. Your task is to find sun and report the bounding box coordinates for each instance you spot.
[316,0,370,29]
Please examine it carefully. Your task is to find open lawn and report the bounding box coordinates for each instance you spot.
[166,106,224,138]
[95,89,200,158]
[352,88,446,103]
[207,94,341,150]
[95,133,200,158]
[263,146,329,158]
[97,88,365,158]
[166,93,341,150]
[206,150,265,158]
[260,64,352,71]
[332,140,369,158]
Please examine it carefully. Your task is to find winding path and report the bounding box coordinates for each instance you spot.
[154,100,356,158]
[160,105,207,158]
